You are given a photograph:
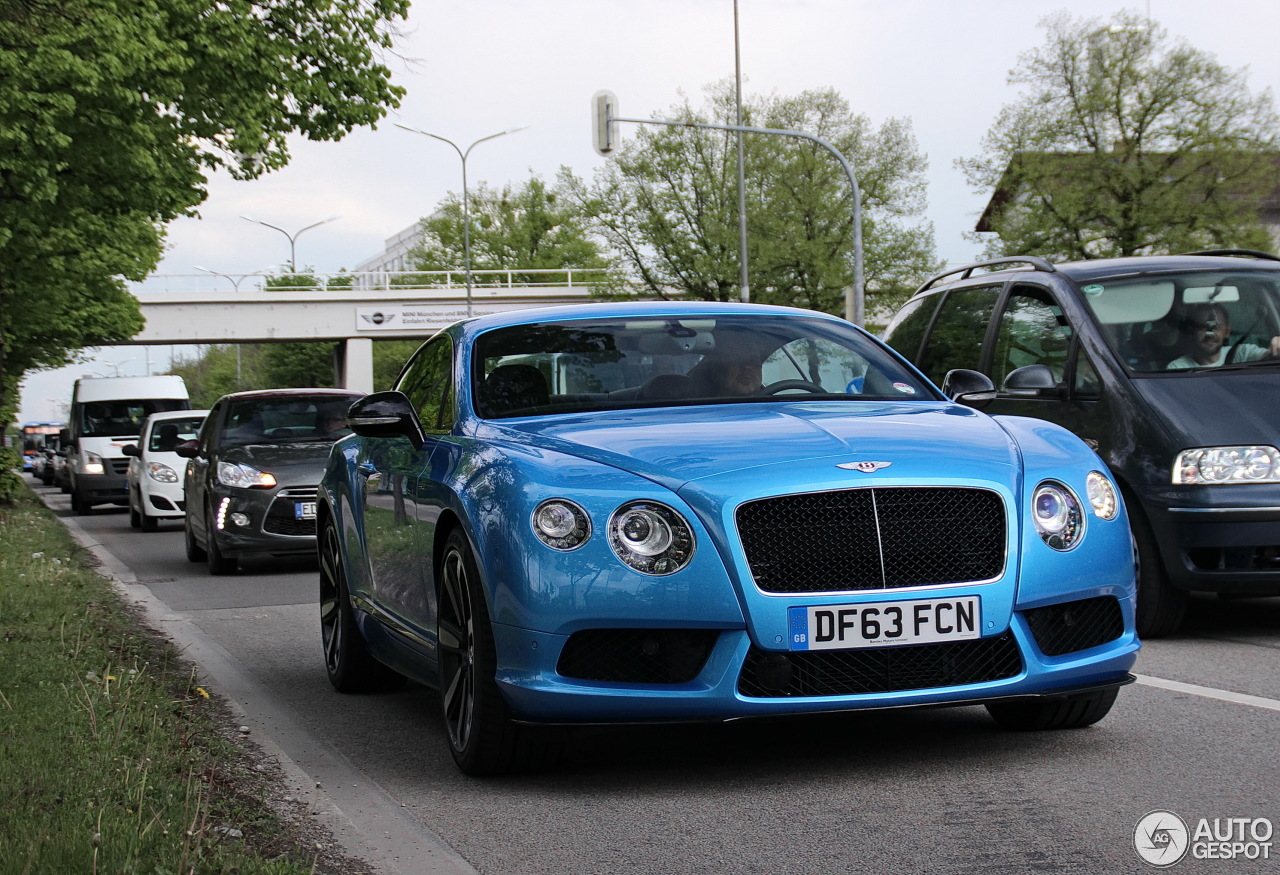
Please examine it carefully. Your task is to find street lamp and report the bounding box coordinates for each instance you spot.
[194,265,277,292]
[395,123,530,317]
[239,215,340,272]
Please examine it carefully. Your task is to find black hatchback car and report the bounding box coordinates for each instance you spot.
[177,389,364,574]
[882,250,1280,637]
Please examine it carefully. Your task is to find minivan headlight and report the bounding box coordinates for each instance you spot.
[1032,481,1084,551]
[216,461,277,489]
[83,452,105,475]
[1173,446,1280,484]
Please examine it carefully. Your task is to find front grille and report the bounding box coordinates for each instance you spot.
[109,459,130,475]
[558,629,718,684]
[1023,597,1124,656]
[737,632,1022,698]
[263,487,318,537]
[736,487,1006,593]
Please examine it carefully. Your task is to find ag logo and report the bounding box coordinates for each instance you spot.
[836,460,892,473]
[1134,810,1189,867]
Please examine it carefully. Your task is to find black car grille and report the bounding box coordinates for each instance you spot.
[737,632,1022,698]
[109,459,130,476]
[1023,597,1125,657]
[264,487,318,537]
[736,487,1006,593]
[558,629,718,684]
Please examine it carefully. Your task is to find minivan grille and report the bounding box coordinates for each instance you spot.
[736,487,1006,593]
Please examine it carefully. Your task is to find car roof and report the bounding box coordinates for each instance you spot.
[455,300,852,335]
[215,388,364,402]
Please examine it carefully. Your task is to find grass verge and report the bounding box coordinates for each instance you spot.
[0,488,368,874]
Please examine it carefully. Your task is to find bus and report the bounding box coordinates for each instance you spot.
[19,422,64,473]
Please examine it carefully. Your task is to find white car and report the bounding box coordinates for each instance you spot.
[124,409,210,531]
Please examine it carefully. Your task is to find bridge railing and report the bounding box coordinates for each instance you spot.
[131,268,618,295]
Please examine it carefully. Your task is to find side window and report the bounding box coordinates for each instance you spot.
[917,284,1000,385]
[199,403,222,452]
[993,289,1072,386]
[395,336,455,433]
[881,294,938,363]
[1075,347,1101,398]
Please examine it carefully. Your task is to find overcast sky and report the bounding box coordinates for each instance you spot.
[19,0,1279,420]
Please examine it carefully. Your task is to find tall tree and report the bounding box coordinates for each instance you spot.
[0,0,408,496]
[561,81,940,323]
[406,176,622,292]
[960,11,1280,261]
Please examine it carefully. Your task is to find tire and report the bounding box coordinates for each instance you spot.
[140,508,159,533]
[70,486,92,515]
[986,687,1119,731]
[1128,500,1187,638]
[437,528,552,776]
[185,516,207,562]
[319,517,403,692]
[206,529,237,575]
[129,501,141,529]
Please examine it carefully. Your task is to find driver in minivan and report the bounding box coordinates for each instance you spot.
[1165,302,1280,369]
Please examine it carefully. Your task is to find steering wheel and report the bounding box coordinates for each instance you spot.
[760,379,825,395]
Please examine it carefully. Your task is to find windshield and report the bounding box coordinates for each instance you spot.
[78,399,187,438]
[147,416,205,452]
[1081,269,1280,372]
[220,397,354,446]
[472,315,937,419]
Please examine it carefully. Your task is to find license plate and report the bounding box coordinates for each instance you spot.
[295,501,317,520]
[788,595,980,651]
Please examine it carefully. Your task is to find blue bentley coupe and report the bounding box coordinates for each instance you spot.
[319,301,1139,774]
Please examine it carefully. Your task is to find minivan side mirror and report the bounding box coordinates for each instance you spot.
[942,369,997,408]
[1002,364,1062,398]
[347,391,427,449]
[121,443,140,458]
[174,440,201,459]
[59,428,74,449]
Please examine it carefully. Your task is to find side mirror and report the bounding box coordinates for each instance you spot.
[121,443,140,458]
[942,369,997,408]
[59,428,74,450]
[174,439,201,459]
[347,391,427,449]
[1002,364,1061,398]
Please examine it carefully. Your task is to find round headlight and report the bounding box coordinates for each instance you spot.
[531,499,590,551]
[1084,470,1118,520]
[608,501,695,575]
[1032,481,1083,551]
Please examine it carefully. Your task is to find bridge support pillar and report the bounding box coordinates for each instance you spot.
[334,337,374,394]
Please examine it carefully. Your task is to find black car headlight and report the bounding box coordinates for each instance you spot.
[216,461,277,489]
[1173,446,1280,484]
[608,501,695,575]
[1032,481,1083,551]
[531,499,591,551]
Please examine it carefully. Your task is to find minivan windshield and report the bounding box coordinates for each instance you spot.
[472,314,937,419]
[1081,269,1280,372]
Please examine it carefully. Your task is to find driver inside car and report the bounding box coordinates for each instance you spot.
[688,340,766,397]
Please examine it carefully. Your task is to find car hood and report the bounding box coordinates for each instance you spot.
[218,441,334,484]
[497,401,1020,493]
[1132,368,1280,448]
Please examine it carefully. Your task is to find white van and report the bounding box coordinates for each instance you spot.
[62,375,190,514]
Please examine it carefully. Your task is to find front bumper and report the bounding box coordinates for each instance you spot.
[208,485,319,558]
[491,594,1140,724]
[1140,484,1280,595]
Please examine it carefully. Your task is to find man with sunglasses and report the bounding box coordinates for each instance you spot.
[1166,302,1280,369]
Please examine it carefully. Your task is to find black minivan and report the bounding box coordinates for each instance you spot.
[882,251,1280,637]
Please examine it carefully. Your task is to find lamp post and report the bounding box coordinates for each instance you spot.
[395,123,530,317]
[733,0,749,303]
[239,215,340,272]
[194,265,275,386]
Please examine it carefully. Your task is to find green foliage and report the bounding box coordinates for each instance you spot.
[0,491,331,872]
[407,176,625,294]
[960,11,1280,260]
[0,0,409,476]
[561,81,941,324]
[374,340,421,390]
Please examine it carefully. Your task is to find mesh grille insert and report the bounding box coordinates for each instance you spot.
[738,632,1022,698]
[1023,597,1125,657]
[736,487,1006,593]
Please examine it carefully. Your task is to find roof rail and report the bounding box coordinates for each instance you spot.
[1182,249,1280,262]
[917,256,1056,293]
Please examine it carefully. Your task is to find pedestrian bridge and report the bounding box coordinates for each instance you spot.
[125,268,609,392]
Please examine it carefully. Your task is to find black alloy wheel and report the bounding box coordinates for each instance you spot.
[437,528,553,776]
[319,516,403,693]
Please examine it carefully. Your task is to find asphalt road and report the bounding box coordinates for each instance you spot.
[38,481,1280,875]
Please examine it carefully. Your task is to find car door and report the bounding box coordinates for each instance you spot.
[978,284,1111,450]
[358,335,457,636]
[185,402,223,544]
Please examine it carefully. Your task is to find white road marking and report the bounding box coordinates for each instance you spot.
[1135,674,1280,713]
